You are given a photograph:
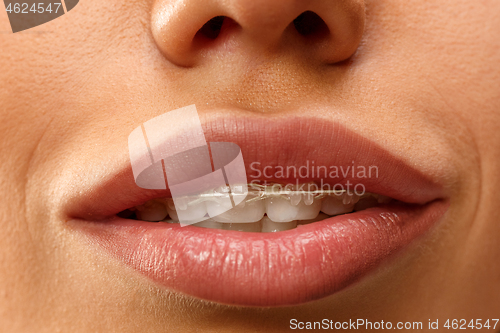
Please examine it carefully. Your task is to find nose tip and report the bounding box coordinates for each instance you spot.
[151,0,365,67]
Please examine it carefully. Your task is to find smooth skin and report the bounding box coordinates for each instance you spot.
[0,0,499,332]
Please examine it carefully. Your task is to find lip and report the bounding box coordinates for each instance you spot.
[66,112,449,306]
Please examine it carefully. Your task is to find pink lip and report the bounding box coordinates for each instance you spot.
[67,114,448,306]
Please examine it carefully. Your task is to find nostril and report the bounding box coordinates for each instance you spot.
[293,11,328,37]
[196,16,226,40]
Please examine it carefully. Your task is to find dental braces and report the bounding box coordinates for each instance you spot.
[176,184,367,207]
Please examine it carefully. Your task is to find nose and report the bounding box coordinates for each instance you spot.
[151,0,365,67]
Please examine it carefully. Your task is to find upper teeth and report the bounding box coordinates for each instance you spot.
[135,200,169,222]
[121,183,392,232]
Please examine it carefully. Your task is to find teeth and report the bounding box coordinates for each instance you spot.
[176,199,208,223]
[165,199,179,221]
[172,197,188,211]
[126,185,395,232]
[261,216,297,232]
[222,221,262,232]
[193,218,222,229]
[342,192,360,205]
[294,193,322,220]
[303,192,315,205]
[210,194,266,223]
[205,193,233,220]
[289,192,301,206]
[135,200,168,222]
[320,195,355,216]
[265,196,300,222]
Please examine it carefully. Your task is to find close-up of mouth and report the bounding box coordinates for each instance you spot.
[65,114,449,307]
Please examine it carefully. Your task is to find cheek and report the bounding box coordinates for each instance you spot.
[0,0,166,200]
[362,0,499,119]
[351,0,500,188]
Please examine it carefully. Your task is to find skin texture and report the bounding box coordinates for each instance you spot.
[0,0,499,331]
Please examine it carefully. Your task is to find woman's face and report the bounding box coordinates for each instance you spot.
[1,0,499,331]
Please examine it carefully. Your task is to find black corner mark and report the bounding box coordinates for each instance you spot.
[4,0,79,33]
[64,0,78,12]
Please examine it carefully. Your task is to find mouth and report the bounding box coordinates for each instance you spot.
[118,183,397,232]
[66,113,448,307]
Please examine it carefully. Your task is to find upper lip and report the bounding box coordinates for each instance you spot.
[66,112,445,221]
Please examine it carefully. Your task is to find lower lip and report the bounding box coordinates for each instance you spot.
[73,200,448,306]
